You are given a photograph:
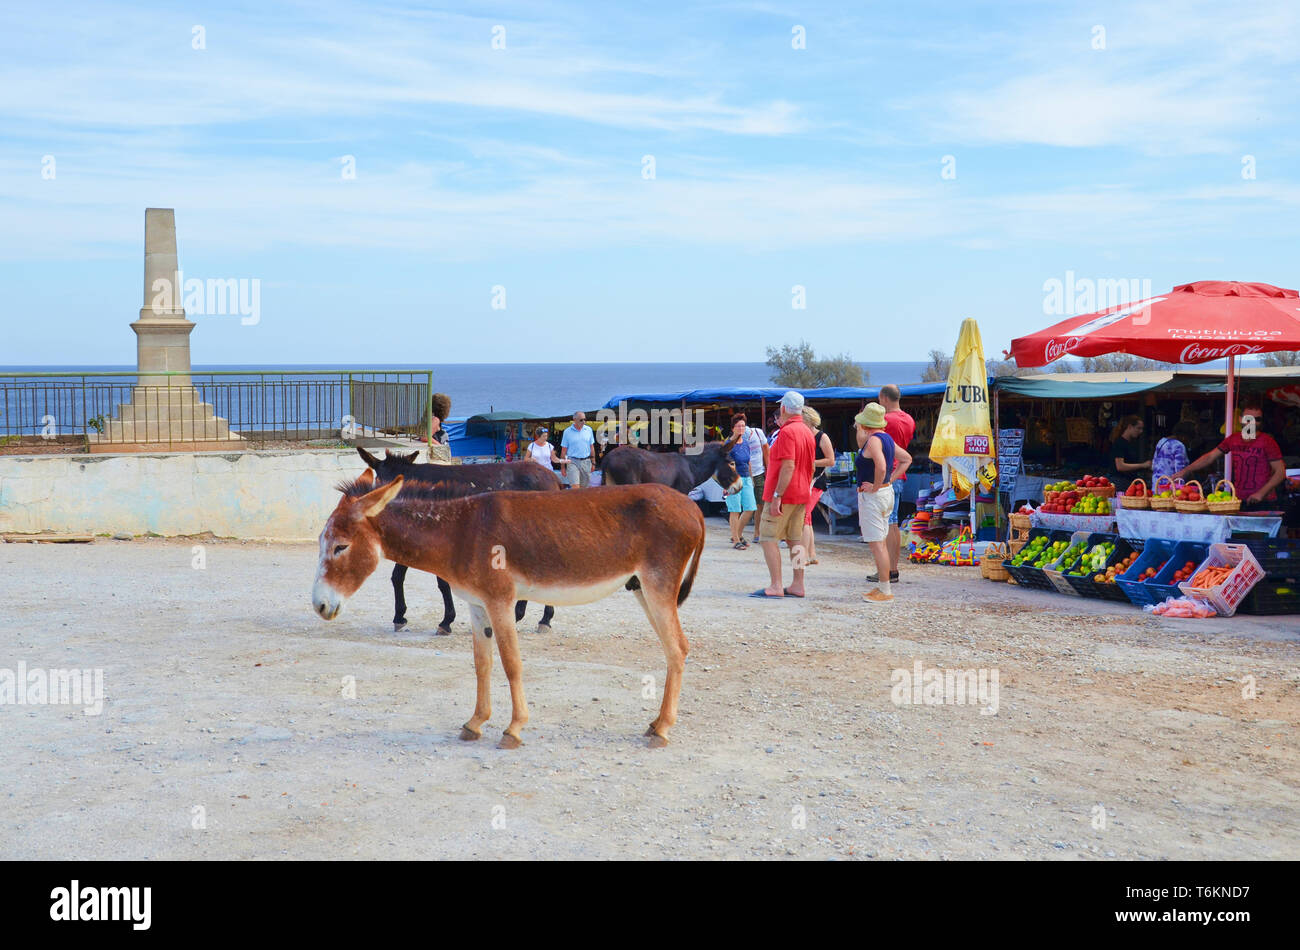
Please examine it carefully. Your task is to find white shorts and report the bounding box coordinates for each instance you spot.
[857,484,894,543]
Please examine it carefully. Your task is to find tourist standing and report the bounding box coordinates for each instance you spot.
[870,383,916,584]
[723,415,758,548]
[753,391,816,598]
[856,403,912,604]
[527,426,566,474]
[559,411,596,487]
[745,415,770,545]
[800,405,836,566]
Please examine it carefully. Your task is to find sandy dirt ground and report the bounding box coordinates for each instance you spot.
[2,522,1298,860]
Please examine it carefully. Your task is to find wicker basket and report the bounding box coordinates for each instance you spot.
[1080,484,1116,498]
[1206,478,1242,514]
[1174,478,1209,513]
[1009,512,1033,537]
[1149,474,1178,511]
[981,543,1011,581]
[1120,476,1150,509]
[1008,538,1027,557]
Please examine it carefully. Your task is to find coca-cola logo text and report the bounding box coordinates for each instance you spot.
[1179,343,1265,362]
[1045,337,1081,361]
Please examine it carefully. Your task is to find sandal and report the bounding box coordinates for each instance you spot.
[733,539,749,550]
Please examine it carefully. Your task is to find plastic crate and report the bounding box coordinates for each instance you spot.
[1178,543,1266,617]
[1241,538,1300,578]
[1116,538,1177,608]
[1146,541,1212,605]
[1045,530,1098,596]
[1239,576,1300,615]
[1005,529,1071,592]
[1065,535,1134,599]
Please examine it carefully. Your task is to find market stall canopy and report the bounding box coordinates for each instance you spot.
[1008,280,1300,368]
[992,366,1300,398]
[464,410,540,438]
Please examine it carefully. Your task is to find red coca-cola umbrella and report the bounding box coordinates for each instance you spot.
[1008,280,1300,482]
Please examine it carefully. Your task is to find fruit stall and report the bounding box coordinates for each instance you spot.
[994,471,1297,616]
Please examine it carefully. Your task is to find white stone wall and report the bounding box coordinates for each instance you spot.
[0,449,376,540]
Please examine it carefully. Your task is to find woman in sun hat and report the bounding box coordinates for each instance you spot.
[856,402,911,604]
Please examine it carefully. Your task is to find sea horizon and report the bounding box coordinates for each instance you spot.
[0,361,931,419]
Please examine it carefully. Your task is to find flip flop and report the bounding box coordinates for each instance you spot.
[748,589,784,598]
[783,588,805,598]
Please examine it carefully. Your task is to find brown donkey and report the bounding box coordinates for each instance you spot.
[312,471,706,748]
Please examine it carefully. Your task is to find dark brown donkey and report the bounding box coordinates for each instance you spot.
[312,471,706,748]
[357,448,560,633]
[599,441,742,495]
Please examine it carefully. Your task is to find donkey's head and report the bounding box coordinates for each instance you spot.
[312,470,404,620]
[706,441,744,495]
[356,447,420,484]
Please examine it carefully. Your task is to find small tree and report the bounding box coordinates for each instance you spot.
[1080,354,1170,373]
[765,341,866,388]
[1260,351,1300,367]
[920,348,951,383]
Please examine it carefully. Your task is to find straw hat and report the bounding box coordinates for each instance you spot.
[855,402,886,429]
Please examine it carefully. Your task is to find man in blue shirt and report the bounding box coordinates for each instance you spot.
[560,411,596,488]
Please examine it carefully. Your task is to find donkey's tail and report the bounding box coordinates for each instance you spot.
[677,522,706,606]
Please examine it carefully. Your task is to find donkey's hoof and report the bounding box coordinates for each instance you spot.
[435,625,453,637]
[393,621,408,632]
[647,733,669,748]
[458,725,481,741]
[498,733,523,750]
[536,623,552,635]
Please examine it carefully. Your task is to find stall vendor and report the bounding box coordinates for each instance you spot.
[1110,415,1151,475]
[1173,404,1285,508]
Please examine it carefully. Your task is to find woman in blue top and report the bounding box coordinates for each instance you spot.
[723,414,758,549]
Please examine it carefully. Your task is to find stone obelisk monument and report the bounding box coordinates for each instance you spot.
[92,209,238,450]
[133,208,195,387]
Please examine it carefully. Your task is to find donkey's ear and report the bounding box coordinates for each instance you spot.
[357,447,381,469]
[361,475,403,518]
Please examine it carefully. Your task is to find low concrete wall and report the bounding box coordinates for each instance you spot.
[0,449,381,540]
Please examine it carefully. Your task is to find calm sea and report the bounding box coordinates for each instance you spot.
[1,362,929,420]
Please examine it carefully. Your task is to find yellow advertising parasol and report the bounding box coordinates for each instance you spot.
[929,318,996,517]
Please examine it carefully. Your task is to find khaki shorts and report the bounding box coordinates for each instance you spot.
[858,484,894,543]
[565,456,593,487]
[759,501,806,543]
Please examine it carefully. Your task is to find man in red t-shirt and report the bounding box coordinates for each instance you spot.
[871,384,916,582]
[753,391,816,598]
[1174,404,1286,506]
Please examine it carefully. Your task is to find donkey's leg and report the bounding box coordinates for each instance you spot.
[632,584,689,748]
[486,601,529,749]
[514,599,527,622]
[391,564,409,631]
[435,576,456,636]
[538,604,555,634]
[460,603,494,741]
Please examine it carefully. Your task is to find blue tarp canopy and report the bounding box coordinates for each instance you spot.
[601,381,953,409]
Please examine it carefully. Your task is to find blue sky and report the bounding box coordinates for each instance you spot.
[1,0,1297,365]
